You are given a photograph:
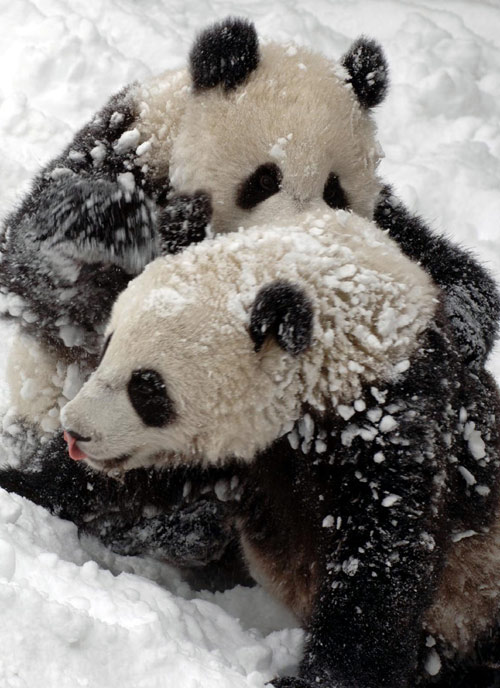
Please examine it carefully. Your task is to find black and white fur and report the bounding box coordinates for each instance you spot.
[1,17,499,612]
[61,207,500,688]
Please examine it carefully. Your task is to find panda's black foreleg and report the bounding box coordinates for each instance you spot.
[79,486,252,592]
[0,176,159,346]
[282,330,458,688]
[25,175,158,275]
[0,433,133,527]
[0,433,251,588]
[374,185,500,369]
[92,498,233,565]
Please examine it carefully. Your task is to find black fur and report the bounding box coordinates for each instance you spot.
[0,86,164,356]
[158,192,212,254]
[127,369,174,427]
[241,304,500,688]
[424,623,500,688]
[236,163,282,210]
[189,17,259,91]
[341,36,389,109]
[0,433,251,592]
[323,172,349,210]
[374,185,500,370]
[250,280,313,355]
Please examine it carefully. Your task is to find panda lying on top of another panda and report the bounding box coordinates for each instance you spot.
[0,18,499,592]
[60,205,500,688]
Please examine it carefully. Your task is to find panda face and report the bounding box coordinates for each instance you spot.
[61,275,307,472]
[169,43,383,234]
[61,207,437,475]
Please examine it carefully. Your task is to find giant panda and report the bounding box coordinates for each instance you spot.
[0,17,498,587]
[60,204,500,688]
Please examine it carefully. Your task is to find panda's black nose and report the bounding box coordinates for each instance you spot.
[65,429,91,443]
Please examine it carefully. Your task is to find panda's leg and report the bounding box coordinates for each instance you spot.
[20,175,158,277]
[92,493,252,592]
[374,185,500,369]
[0,434,108,522]
[0,431,250,587]
[271,330,462,688]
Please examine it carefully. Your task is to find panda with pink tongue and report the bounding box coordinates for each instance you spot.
[1,17,500,687]
[61,197,500,688]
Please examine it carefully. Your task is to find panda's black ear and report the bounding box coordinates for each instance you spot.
[341,36,389,109]
[189,17,259,92]
[250,281,313,356]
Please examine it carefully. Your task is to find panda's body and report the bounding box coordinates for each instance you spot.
[1,16,500,608]
[62,207,500,688]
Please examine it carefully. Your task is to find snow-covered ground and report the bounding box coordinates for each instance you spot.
[1,0,500,685]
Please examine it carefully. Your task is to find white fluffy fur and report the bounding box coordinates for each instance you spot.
[62,204,437,472]
[134,68,191,180]
[2,336,89,463]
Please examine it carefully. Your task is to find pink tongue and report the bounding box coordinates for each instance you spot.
[63,431,88,461]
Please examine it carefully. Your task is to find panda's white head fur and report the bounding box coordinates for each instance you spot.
[61,204,437,473]
[135,18,388,232]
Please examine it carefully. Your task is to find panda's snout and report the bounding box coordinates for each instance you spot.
[60,403,97,458]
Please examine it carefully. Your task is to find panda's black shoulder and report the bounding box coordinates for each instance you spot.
[374,185,500,368]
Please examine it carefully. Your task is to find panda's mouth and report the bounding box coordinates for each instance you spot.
[63,431,131,472]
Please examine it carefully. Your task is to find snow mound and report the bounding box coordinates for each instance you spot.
[0,489,301,687]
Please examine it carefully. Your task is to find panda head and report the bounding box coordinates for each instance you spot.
[138,18,388,233]
[60,206,436,474]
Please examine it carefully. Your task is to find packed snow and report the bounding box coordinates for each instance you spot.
[1,0,500,685]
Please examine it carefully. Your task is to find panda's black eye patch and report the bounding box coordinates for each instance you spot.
[236,163,282,210]
[127,369,174,428]
[323,173,349,210]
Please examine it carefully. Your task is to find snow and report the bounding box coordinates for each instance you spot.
[1,0,500,685]
[425,648,442,676]
[381,494,402,508]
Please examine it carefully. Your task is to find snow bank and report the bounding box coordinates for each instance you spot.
[0,488,300,687]
[1,0,500,685]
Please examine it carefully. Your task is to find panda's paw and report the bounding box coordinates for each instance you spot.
[158,191,212,255]
[33,176,157,275]
[91,497,234,567]
[155,497,234,566]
